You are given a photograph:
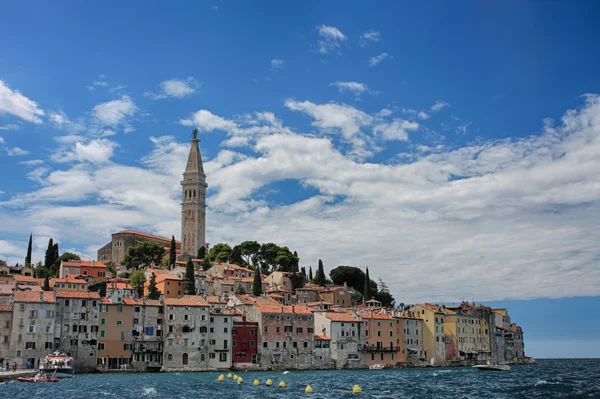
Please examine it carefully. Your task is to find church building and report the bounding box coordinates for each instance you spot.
[97,129,206,264]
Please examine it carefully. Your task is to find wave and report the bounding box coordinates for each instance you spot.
[535,380,560,387]
[141,387,157,397]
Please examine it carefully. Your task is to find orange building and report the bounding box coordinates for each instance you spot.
[97,298,133,369]
[60,260,107,281]
[319,286,352,308]
[360,312,402,367]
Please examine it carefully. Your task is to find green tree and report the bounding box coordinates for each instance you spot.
[230,245,245,266]
[274,246,295,272]
[185,260,196,295]
[235,285,246,295]
[201,258,212,271]
[44,238,55,270]
[252,267,262,296]
[291,272,305,291]
[315,259,327,286]
[301,267,306,281]
[309,266,313,282]
[364,267,372,301]
[374,277,395,307]
[292,251,299,273]
[88,281,107,297]
[258,242,279,273]
[197,245,206,259]
[51,252,81,278]
[147,273,161,300]
[239,241,261,267]
[206,243,232,263]
[25,234,32,266]
[330,266,368,294]
[121,242,166,270]
[129,270,147,297]
[42,276,51,291]
[169,236,177,267]
[106,264,117,276]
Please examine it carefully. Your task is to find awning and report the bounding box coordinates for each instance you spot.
[406,346,419,353]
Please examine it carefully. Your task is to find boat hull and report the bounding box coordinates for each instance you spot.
[472,365,511,371]
[17,377,59,383]
[39,368,74,378]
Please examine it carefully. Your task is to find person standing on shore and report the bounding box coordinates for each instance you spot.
[12,361,17,372]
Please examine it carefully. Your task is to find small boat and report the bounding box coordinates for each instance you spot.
[472,364,511,371]
[18,373,59,383]
[39,351,74,378]
[369,364,385,370]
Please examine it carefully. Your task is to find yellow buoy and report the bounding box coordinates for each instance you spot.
[279,380,286,388]
[238,377,243,384]
[353,384,362,394]
[266,379,273,386]
[227,373,232,379]
[305,385,313,393]
[233,374,239,381]
[218,374,225,382]
[253,379,260,386]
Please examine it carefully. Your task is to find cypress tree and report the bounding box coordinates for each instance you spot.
[252,267,262,296]
[309,266,313,282]
[197,245,206,259]
[364,267,372,301]
[25,234,32,266]
[51,243,60,276]
[316,259,326,286]
[147,273,161,300]
[43,276,51,291]
[169,236,177,267]
[44,239,54,270]
[185,260,196,295]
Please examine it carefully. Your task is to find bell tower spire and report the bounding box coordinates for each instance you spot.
[181,128,207,259]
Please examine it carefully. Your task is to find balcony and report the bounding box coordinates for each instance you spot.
[364,344,398,353]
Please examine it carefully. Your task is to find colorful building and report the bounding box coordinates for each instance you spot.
[412,304,446,365]
[60,260,107,281]
[232,315,259,365]
[314,310,364,368]
[97,298,133,369]
[359,311,401,367]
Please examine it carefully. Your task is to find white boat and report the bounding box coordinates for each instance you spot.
[369,364,385,370]
[472,364,511,371]
[39,352,74,378]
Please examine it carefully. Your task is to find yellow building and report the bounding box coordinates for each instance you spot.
[443,305,491,362]
[360,312,402,367]
[412,304,446,365]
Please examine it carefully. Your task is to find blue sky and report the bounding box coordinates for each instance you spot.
[1,1,600,358]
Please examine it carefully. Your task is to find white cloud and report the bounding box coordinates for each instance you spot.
[330,81,376,96]
[145,77,199,100]
[0,124,19,130]
[373,119,419,141]
[431,100,451,112]
[316,25,347,54]
[92,96,137,126]
[2,95,600,305]
[92,80,108,87]
[368,52,392,67]
[0,80,45,124]
[271,59,285,71]
[6,147,30,156]
[359,30,380,46]
[0,136,4,144]
[418,111,430,120]
[180,109,237,132]
[26,167,50,183]
[52,139,118,164]
[19,159,44,166]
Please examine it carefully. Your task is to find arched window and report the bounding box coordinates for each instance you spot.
[200,353,206,362]
[193,190,196,197]
[101,255,109,261]
[182,353,188,365]
[167,353,173,361]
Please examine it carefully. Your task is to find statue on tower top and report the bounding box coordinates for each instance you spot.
[192,128,198,140]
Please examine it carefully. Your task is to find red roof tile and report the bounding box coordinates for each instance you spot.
[56,291,100,299]
[321,311,359,322]
[164,295,209,307]
[113,229,180,244]
[62,260,106,268]
[14,291,55,303]
[314,335,331,341]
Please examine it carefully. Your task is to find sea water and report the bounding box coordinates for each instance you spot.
[1,359,599,398]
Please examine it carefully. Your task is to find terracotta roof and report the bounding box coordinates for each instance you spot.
[205,296,226,304]
[0,285,14,295]
[211,308,236,315]
[62,260,106,268]
[122,298,162,306]
[241,277,254,283]
[306,301,333,306]
[266,288,293,293]
[297,287,323,292]
[164,295,209,307]
[146,268,169,275]
[232,294,257,305]
[13,275,44,284]
[14,291,55,303]
[359,313,395,320]
[51,276,88,285]
[56,291,100,299]
[321,311,359,322]
[156,274,182,282]
[107,280,134,290]
[255,304,313,315]
[113,229,180,244]
[211,263,254,274]
[314,335,331,341]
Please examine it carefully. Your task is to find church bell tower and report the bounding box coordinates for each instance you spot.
[181,128,207,259]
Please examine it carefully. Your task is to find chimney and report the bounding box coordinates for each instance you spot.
[39,292,44,302]
[92,260,95,267]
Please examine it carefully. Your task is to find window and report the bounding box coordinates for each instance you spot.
[27,325,36,333]
[296,327,303,334]
[16,350,22,357]
[19,303,25,311]
[98,342,105,350]
[71,339,78,346]
[250,340,254,347]
[45,325,52,334]
[29,310,36,318]
[263,326,268,333]
[100,330,105,337]
[276,342,280,348]
[168,339,173,346]
[118,305,123,312]
[91,326,99,333]
[209,353,216,359]
[117,320,123,326]
[250,329,255,336]
[184,314,189,321]
[169,326,174,333]
[45,342,52,349]
[169,314,174,320]
[219,353,227,362]
[303,342,308,348]
[183,339,188,347]
[263,342,268,348]
[26,342,35,350]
